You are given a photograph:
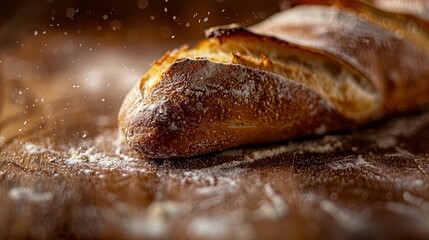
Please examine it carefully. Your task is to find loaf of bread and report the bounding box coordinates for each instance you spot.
[118,0,429,158]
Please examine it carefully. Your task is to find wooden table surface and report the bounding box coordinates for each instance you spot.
[2,28,429,240]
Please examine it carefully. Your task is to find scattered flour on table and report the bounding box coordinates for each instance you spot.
[372,111,429,148]
[187,215,251,240]
[24,143,57,155]
[193,177,238,196]
[21,131,150,172]
[186,192,287,240]
[123,215,167,239]
[386,201,429,228]
[320,200,366,231]
[325,155,374,170]
[374,136,398,149]
[403,191,429,212]
[186,211,254,240]
[385,146,414,158]
[194,136,343,173]
[9,187,53,202]
[107,200,193,239]
[262,183,289,219]
[65,146,141,171]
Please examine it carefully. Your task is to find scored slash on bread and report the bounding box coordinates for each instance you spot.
[118,1,429,159]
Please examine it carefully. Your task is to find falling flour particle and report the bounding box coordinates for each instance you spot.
[9,187,53,202]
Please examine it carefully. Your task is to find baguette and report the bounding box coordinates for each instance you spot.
[118,1,429,158]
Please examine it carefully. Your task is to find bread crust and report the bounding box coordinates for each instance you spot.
[251,3,429,116]
[118,2,429,158]
[118,58,351,158]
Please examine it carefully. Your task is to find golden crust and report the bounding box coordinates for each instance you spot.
[118,58,351,158]
[118,2,429,158]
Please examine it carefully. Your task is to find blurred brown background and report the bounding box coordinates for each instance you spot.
[0,0,281,46]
